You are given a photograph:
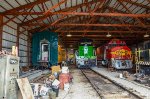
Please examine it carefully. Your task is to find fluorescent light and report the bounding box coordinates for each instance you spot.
[67,33,72,37]
[144,34,149,38]
[106,32,111,37]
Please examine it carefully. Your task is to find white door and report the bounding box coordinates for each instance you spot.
[41,44,49,61]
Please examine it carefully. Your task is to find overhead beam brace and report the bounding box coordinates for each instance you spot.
[83,0,105,36]
[20,0,101,26]
[3,0,49,15]
[3,12,44,15]
[53,23,150,27]
[121,0,150,9]
[30,1,104,32]
[44,0,68,15]
[21,12,150,27]
[118,0,146,27]
[108,7,133,33]
[49,12,150,18]
[56,30,148,33]
[64,35,137,37]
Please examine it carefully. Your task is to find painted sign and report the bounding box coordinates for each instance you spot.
[111,46,131,59]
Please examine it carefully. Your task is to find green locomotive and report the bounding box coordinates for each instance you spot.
[75,39,97,68]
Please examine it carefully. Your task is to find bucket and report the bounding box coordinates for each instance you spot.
[62,66,69,73]
[64,83,70,91]
[59,73,70,89]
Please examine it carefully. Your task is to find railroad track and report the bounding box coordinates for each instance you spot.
[81,69,143,99]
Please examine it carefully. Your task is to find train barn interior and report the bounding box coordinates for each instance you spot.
[0,0,150,99]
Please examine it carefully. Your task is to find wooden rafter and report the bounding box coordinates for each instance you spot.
[21,12,150,27]
[3,0,48,14]
[44,0,68,15]
[56,30,149,33]
[122,0,150,9]
[47,12,150,17]
[83,0,105,36]
[53,23,150,27]
[20,0,101,26]
[24,2,105,32]
[118,0,146,27]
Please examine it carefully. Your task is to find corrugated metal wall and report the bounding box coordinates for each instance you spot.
[2,17,31,67]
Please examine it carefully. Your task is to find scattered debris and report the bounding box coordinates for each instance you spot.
[123,71,129,78]
[17,78,34,99]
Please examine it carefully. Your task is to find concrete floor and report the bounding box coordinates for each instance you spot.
[91,67,150,99]
[57,69,100,99]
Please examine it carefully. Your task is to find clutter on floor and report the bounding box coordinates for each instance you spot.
[24,62,73,99]
[117,70,150,86]
[134,69,150,87]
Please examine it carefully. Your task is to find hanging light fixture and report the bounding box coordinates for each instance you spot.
[144,32,149,38]
[106,32,111,37]
[66,32,72,37]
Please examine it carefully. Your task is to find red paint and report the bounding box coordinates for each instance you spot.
[59,73,71,89]
[96,39,131,60]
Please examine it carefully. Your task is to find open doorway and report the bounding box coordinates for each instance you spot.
[40,39,50,61]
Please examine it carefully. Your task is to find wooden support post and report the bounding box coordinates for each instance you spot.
[27,32,31,67]
[0,15,3,51]
[17,25,20,56]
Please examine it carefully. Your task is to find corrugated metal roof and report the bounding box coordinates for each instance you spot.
[0,0,150,46]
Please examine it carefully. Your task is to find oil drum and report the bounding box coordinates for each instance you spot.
[59,73,70,89]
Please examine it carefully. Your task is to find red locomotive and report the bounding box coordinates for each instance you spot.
[96,39,132,69]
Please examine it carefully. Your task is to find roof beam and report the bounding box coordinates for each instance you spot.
[122,0,150,9]
[56,30,149,33]
[63,38,137,41]
[54,23,150,27]
[3,0,48,15]
[64,35,137,37]
[53,7,126,26]
[44,0,68,15]
[49,12,150,18]
[83,0,105,36]
[21,12,150,26]
[118,0,146,27]
[3,12,44,15]
[20,0,100,26]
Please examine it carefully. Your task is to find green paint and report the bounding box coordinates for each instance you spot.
[32,30,58,66]
[79,46,95,59]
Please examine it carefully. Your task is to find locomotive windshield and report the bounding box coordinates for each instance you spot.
[108,43,126,48]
